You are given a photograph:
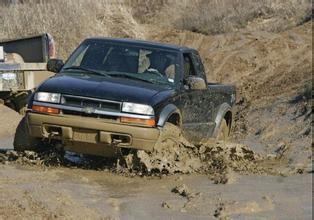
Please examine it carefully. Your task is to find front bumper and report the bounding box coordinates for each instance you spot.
[27,112,160,156]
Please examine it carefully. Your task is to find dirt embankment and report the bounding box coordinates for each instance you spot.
[148,21,312,173]
[148,22,311,101]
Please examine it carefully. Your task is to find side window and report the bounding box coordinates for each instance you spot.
[192,52,205,76]
[183,53,196,79]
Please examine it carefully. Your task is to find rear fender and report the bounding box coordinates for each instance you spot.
[213,103,232,137]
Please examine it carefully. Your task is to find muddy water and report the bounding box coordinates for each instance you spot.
[0,140,312,219]
[0,164,311,219]
[0,136,312,219]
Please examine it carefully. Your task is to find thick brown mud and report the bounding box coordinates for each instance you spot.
[0,137,288,185]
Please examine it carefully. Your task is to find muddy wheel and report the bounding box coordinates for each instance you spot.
[155,122,182,147]
[13,117,42,152]
[216,119,229,141]
[136,122,198,173]
[154,122,193,150]
[123,122,185,172]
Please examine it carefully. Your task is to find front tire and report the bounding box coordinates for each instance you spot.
[156,122,182,146]
[13,117,42,152]
[136,122,196,173]
[154,122,192,150]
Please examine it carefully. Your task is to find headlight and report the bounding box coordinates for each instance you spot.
[34,92,61,103]
[122,102,154,115]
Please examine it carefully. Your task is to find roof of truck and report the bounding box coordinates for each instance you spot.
[86,37,195,52]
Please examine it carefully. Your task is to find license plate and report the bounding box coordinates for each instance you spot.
[73,128,98,143]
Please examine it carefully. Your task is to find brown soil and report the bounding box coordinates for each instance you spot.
[148,21,312,174]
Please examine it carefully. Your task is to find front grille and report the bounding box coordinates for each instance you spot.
[62,110,118,120]
[61,95,121,119]
[62,95,121,112]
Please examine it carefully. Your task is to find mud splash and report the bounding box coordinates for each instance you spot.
[120,123,277,182]
[133,141,276,183]
[0,139,282,183]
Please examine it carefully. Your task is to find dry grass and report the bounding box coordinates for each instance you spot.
[153,0,312,34]
[0,0,144,58]
[0,0,311,57]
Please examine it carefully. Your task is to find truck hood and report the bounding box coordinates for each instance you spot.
[37,73,172,104]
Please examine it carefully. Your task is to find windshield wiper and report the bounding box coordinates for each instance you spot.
[63,66,110,78]
[109,73,155,84]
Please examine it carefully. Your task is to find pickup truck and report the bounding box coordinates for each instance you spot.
[14,37,236,157]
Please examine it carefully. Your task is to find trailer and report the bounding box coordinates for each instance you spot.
[0,33,55,113]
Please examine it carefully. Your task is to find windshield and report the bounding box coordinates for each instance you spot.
[62,40,180,87]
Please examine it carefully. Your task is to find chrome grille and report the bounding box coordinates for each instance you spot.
[62,109,118,120]
[62,95,121,112]
[61,95,121,120]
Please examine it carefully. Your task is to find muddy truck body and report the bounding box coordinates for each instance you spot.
[14,38,236,156]
[0,34,55,113]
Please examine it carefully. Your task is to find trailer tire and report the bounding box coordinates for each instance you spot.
[13,117,42,152]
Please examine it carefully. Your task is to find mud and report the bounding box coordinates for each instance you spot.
[119,122,282,182]
[0,149,65,166]
[136,141,267,177]
[0,131,311,218]
[0,137,287,187]
[0,109,275,183]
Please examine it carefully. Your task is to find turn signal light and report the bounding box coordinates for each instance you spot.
[32,105,59,114]
[120,117,155,127]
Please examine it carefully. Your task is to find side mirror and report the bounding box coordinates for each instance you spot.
[187,76,207,90]
[47,59,64,73]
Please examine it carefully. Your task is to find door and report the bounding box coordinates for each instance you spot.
[177,52,214,143]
